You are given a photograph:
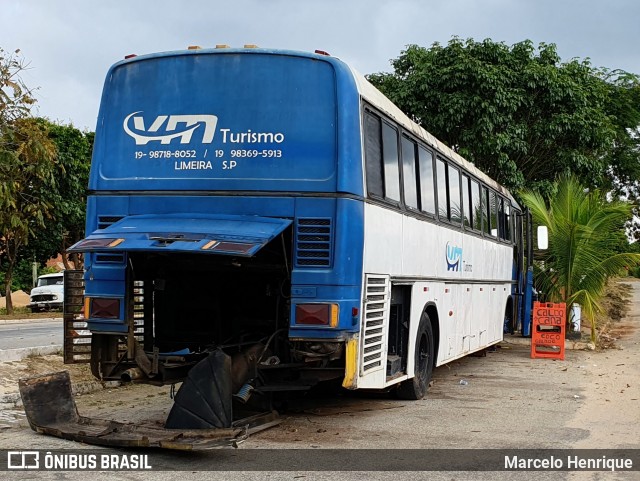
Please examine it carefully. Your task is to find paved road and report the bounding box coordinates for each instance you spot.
[0,319,63,350]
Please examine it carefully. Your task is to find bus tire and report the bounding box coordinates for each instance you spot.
[396,312,434,400]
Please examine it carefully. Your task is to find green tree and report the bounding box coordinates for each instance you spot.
[599,70,640,198]
[0,49,57,313]
[597,70,640,239]
[520,176,640,343]
[367,38,638,195]
[18,121,92,270]
[0,258,56,293]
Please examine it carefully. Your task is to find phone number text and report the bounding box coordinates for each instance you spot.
[230,149,282,158]
[136,150,198,159]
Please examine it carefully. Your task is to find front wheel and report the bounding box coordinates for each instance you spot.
[396,312,434,400]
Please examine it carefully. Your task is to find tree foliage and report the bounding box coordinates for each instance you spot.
[520,176,640,343]
[600,70,640,197]
[1,48,93,312]
[0,48,36,125]
[0,48,57,313]
[368,38,640,196]
[0,118,57,311]
[19,121,93,270]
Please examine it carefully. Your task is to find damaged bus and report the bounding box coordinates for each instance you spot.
[21,47,533,448]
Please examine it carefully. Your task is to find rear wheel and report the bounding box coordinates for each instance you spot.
[396,312,434,400]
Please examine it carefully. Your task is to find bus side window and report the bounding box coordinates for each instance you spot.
[471,179,482,231]
[401,136,418,209]
[382,122,401,202]
[489,190,498,237]
[501,199,511,241]
[506,201,512,241]
[498,197,505,239]
[364,111,383,198]
[436,158,448,220]
[448,165,461,225]
[461,174,471,228]
[418,146,435,214]
[482,186,490,235]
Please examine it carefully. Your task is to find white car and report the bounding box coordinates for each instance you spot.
[28,273,64,312]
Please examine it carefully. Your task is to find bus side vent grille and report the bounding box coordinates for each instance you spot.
[361,274,390,374]
[97,215,124,230]
[295,218,332,267]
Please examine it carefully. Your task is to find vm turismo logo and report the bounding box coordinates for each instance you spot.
[446,242,463,271]
[123,112,217,145]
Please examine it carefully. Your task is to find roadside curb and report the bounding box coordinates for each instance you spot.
[0,317,62,325]
[0,345,63,363]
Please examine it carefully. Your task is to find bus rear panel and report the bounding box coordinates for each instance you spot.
[73,50,365,393]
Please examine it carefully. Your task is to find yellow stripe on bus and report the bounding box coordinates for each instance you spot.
[342,338,358,389]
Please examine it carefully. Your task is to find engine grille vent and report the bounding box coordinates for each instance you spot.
[295,218,332,268]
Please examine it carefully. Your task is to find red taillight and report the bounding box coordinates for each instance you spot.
[90,298,121,319]
[295,304,338,327]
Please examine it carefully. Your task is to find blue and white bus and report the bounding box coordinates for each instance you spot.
[69,46,531,427]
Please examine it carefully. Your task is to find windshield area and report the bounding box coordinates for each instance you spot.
[38,276,63,287]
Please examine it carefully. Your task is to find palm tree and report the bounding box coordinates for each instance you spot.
[520,176,640,343]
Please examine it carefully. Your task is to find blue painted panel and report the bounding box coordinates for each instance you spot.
[334,69,364,196]
[91,51,349,192]
[291,197,364,286]
[86,321,128,334]
[289,284,361,334]
[72,213,292,257]
[84,254,127,326]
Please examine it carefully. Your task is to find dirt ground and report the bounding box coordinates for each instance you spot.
[0,354,95,399]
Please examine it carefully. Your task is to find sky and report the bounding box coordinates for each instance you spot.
[3,0,640,131]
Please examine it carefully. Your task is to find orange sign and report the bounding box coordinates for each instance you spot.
[531,301,566,360]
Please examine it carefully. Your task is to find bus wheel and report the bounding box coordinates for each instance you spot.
[396,312,434,400]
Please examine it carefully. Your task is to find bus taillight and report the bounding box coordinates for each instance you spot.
[89,298,121,319]
[295,303,339,327]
